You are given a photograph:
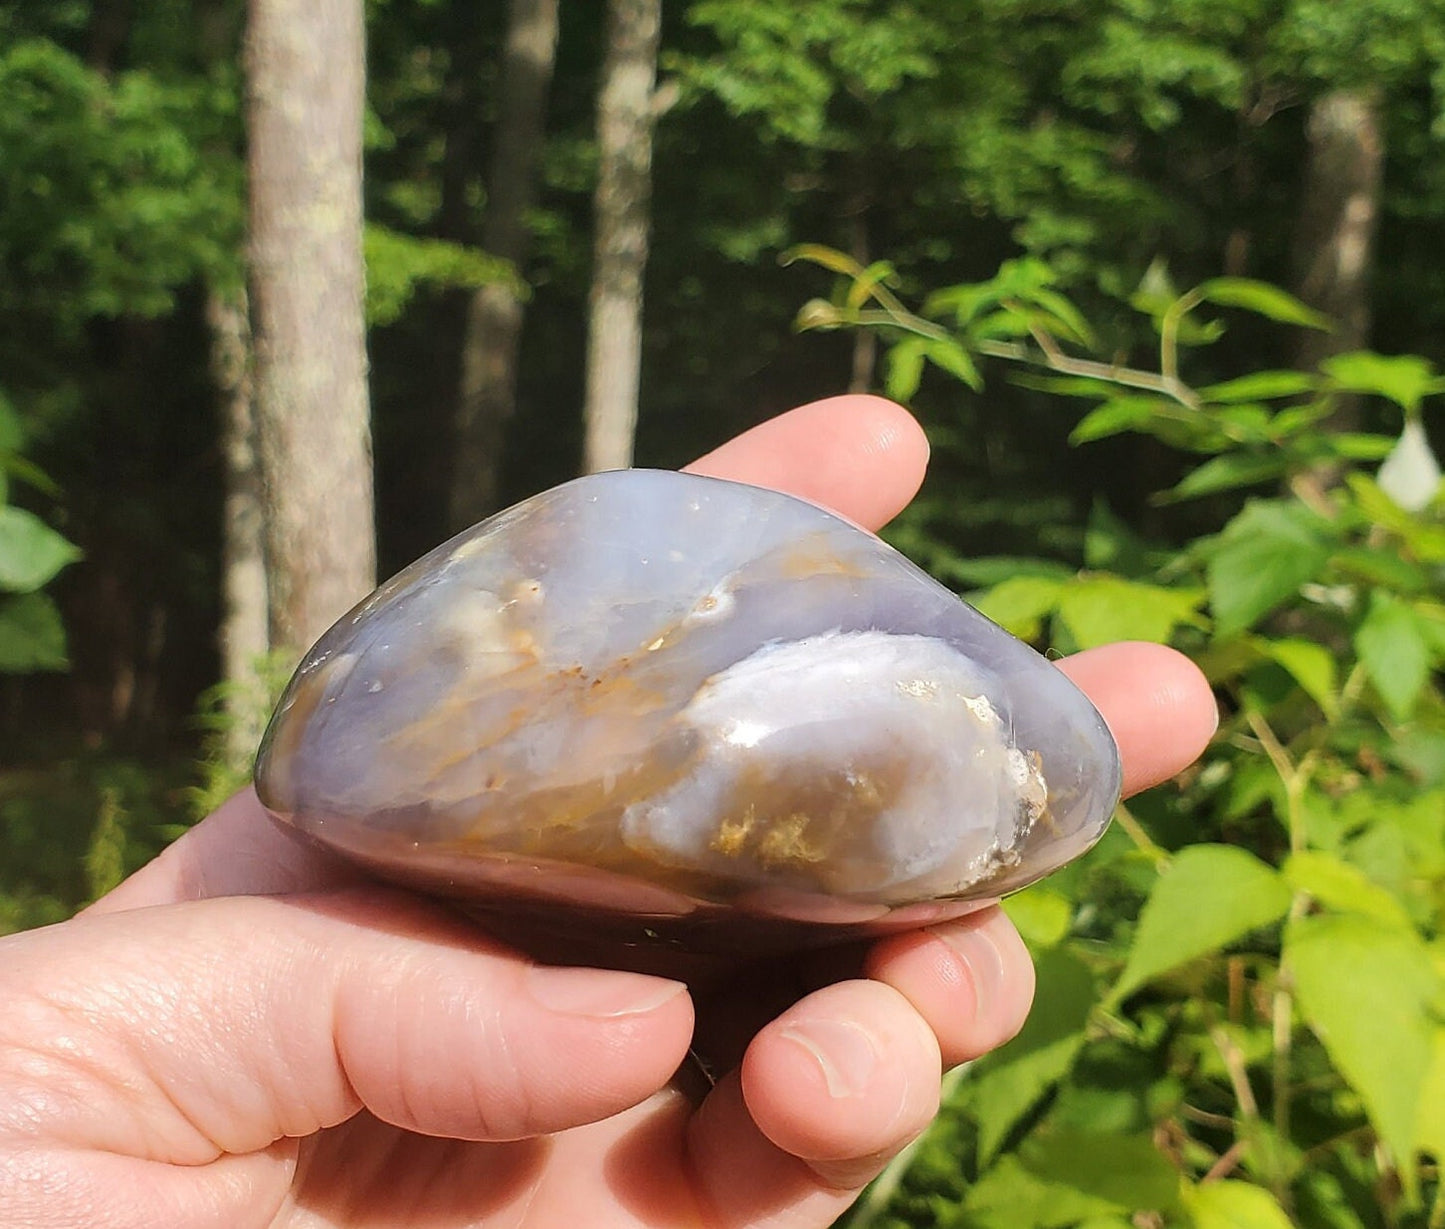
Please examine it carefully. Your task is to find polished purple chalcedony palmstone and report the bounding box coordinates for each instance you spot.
[254,469,1121,955]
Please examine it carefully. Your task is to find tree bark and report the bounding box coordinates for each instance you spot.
[582,0,662,474]
[1293,89,1384,383]
[86,0,135,73]
[449,0,560,531]
[206,284,270,766]
[246,0,375,653]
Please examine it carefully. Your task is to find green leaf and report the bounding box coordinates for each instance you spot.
[966,947,1096,1164]
[884,335,927,401]
[0,506,82,592]
[1182,1180,1294,1229]
[364,225,521,327]
[1283,851,1413,930]
[0,393,22,453]
[843,259,898,311]
[1198,370,1318,403]
[1164,452,1287,501]
[1017,1128,1180,1213]
[962,1154,1122,1229]
[1417,1029,1445,1162]
[1027,288,1096,348]
[0,451,62,498]
[1261,637,1338,718]
[1329,546,1427,595]
[1056,576,1204,649]
[0,592,68,672]
[1354,591,1431,721]
[923,336,982,391]
[793,298,842,332]
[1330,432,1398,461]
[971,575,1065,640]
[1003,885,1073,948]
[1114,845,1292,1001]
[779,243,863,277]
[1070,397,1170,444]
[1207,501,1333,638]
[1322,351,1444,415]
[1084,501,1153,573]
[1197,278,1332,330]
[1288,913,1439,1175]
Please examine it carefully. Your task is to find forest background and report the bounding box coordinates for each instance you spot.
[4,1,1445,1226]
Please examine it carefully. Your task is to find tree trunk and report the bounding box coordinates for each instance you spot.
[1293,89,1384,384]
[86,0,134,73]
[449,0,560,531]
[206,284,270,767]
[582,0,662,474]
[246,0,375,653]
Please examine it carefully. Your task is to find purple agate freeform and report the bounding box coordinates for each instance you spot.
[254,470,1121,953]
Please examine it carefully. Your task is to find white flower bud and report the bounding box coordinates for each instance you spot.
[1378,419,1441,513]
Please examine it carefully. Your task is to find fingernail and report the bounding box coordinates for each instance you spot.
[778,1018,879,1099]
[934,922,1007,1024]
[526,965,686,1019]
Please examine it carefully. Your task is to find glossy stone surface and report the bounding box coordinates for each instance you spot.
[255,470,1121,953]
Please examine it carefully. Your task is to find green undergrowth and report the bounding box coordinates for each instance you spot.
[793,249,1445,1229]
[0,749,193,934]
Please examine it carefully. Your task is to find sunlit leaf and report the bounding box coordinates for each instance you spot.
[1164,452,1287,501]
[1198,370,1317,403]
[971,575,1065,639]
[1328,546,1427,595]
[779,243,863,277]
[1017,1128,1180,1213]
[1056,576,1205,649]
[1197,278,1332,329]
[1003,885,1073,948]
[1418,1029,1445,1162]
[962,1154,1121,1228]
[1330,432,1398,460]
[1261,637,1338,718]
[1288,913,1439,1177]
[843,259,898,311]
[1283,851,1413,930]
[966,948,1096,1164]
[1322,351,1443,415]
[1114,845,1291,1001]
[1182,1180,1294,1229]
[924,336,982,391]
[884,335,927,400]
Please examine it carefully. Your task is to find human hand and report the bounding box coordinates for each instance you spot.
[0,397,1217,1228]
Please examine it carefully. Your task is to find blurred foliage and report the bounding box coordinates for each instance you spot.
[188,646,296,819]
[0,751,192,933]
[0,391,78,673]
[798,249,1445,1227]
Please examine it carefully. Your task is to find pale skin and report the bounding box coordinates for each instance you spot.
[0,397,1219,1228]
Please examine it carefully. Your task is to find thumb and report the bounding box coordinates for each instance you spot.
[0,890,693,1162]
